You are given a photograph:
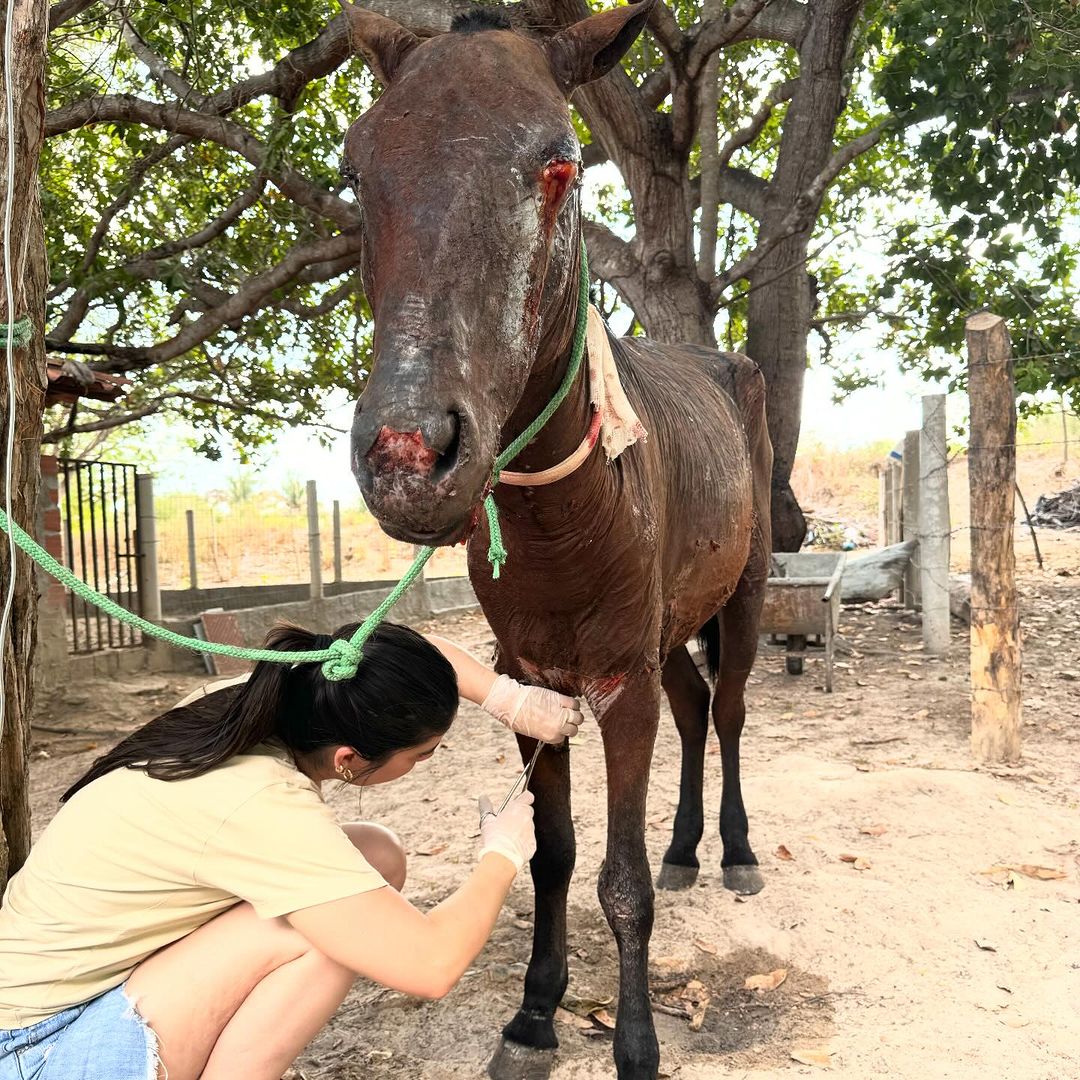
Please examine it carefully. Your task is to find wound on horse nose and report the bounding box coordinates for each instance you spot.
[368,427,439,476]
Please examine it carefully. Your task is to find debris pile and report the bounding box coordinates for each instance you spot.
[803,513,872,550]
[1030,483,1080,529]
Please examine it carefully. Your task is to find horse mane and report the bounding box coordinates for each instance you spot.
[450,8,514,33]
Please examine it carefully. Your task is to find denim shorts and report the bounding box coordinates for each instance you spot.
[0,983,160,1080]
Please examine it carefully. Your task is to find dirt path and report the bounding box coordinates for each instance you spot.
[28,569,1080,1080]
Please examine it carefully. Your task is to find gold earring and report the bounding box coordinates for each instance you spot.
[336,763,355,783]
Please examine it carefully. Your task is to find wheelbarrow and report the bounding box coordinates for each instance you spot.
[759,552,846,692]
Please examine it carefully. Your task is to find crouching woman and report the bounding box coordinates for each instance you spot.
[0,621,580,1080]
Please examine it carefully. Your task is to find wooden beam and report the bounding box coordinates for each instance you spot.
[966,312,1021,763]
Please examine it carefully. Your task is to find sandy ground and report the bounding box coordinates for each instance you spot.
[26,535,1080,1080]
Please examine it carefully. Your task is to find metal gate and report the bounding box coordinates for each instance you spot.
[58,458,142,653]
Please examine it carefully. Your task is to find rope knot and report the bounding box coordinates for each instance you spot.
[321,637,363,681]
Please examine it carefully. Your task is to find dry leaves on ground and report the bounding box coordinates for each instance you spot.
[791,1047,832,1068]
[744,968,788,992]
[839,853,872,869]
[776,844,795,860]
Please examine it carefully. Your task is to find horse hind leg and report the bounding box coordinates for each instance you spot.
[657,643,711,891]
[714,591,765,896]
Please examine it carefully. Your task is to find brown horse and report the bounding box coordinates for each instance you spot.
[341,3,772,1077]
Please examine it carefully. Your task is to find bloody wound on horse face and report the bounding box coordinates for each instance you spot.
[368,426,439,476]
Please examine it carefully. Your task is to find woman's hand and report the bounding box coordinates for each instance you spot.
[477,790,536,873]
[481,674,583,745]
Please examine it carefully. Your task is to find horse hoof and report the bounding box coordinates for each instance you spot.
[723,863,765,895]
[657,861,699,890]
[487,1038,556,1080]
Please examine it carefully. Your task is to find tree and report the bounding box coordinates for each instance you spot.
[38,0,1080,545]
[1,0,48,888]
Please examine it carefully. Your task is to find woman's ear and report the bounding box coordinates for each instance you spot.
[332,745,367,779]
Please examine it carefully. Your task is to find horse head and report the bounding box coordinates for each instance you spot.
[342,0,655,544]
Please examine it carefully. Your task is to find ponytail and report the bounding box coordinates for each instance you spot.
[62,621,458,802]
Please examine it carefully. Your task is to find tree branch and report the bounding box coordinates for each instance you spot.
[46,96,357,227]
[583,218,640,288]
[647,3,686,63]
[49,0,97,32]
[119,11,204,106]
[710,121,887,305]
[137,174,266,262]
[717,78,797,170]
[278,278,357,318]
[715,166,767,219]
[88,229,365,372]
[41,387,345,443]
[689,0,808,78]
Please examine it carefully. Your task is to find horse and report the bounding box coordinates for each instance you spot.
[341,3,772,1076]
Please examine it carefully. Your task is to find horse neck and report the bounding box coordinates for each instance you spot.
[498,242,591,474]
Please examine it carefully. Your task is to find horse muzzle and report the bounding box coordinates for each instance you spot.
[351,401,490,545]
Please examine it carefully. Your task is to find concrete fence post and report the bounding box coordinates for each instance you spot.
[135,475,162,652]
[307,481,323,601]
[332,500,342,584]
[185,509,198,591]
[902,430,921,609]
[919,395,951,655]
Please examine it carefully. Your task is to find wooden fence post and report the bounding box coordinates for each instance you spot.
[919,395,950,654]
[902,430,921,609]
[307,481,323,601]
[185,509,198,591]
[966,312,1021,763]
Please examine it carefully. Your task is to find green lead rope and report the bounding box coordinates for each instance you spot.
[0,241,590,678]
[1,318,33,349]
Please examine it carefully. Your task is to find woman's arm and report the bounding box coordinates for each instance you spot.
[424,634,583,745]
[424,634,497,705]
[286,793,534,999]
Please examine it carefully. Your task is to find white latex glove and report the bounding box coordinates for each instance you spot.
[477,790,536,873]
[481,674,583,745]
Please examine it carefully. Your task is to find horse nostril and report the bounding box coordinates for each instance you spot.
[366,412,462,479]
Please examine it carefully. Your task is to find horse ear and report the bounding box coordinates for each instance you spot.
[543,0,656,95]
[339,1,420,86]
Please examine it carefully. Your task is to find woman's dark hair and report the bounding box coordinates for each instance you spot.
[62,621,458,801]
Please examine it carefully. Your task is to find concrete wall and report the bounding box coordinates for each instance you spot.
[159,578,416,617]
[152,576,479,675]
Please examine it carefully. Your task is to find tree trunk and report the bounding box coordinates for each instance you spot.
[746,239,813,551]
[744,0,864,552]
[1,0,49,889]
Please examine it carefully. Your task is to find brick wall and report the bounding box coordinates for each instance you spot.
[36,455,66,612]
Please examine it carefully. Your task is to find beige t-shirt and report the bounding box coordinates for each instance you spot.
[0,742,385,1029]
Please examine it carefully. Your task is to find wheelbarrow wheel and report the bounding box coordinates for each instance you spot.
[786,634,805,676]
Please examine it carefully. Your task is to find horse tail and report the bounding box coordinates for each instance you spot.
[697,616,720,683]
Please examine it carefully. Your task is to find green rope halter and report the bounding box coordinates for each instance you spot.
[0,240,590,680]
[483,238,590,576]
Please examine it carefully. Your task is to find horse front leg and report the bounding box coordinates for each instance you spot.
[596,672,661,1080]
[488,735,575,1080]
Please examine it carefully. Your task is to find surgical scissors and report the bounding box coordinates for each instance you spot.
[481,741,543,826]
